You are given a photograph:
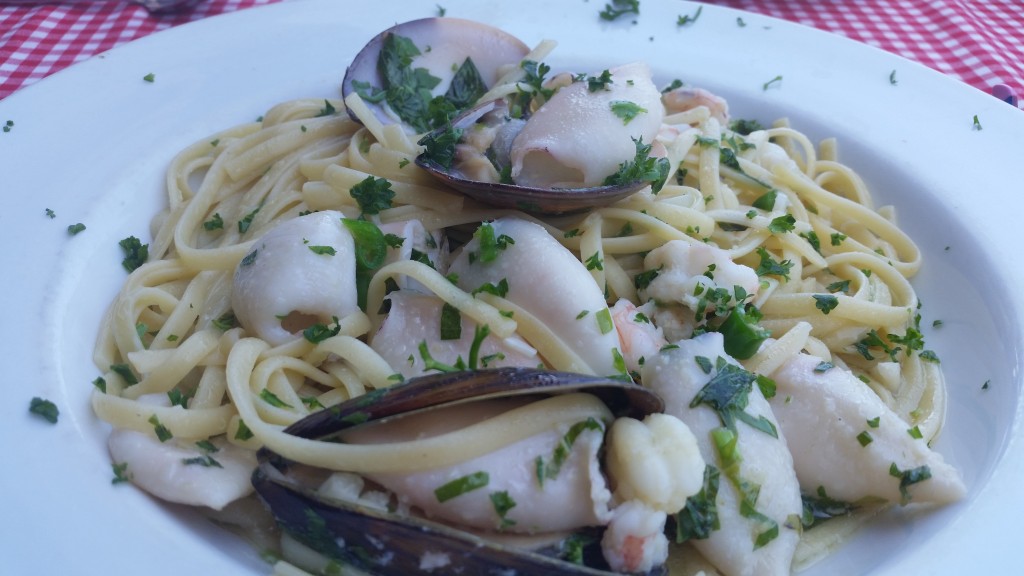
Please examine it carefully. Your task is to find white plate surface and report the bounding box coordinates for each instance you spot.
[2,1,1023,574]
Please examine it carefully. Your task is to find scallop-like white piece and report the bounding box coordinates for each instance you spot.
[231,211,357,346]
[769,352,966,505]
[510,62,665,188]
[342,397,613,533]
[641,332,802,576]
[370,290,538,378]
[448,217,623,376]
[108,429,256,510]
[639,240,760,312]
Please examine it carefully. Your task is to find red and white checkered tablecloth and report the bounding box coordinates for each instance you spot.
[1,0,1022,103]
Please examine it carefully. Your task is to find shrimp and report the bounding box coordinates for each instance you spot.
[610,299,666,375]
[601,500,669,574]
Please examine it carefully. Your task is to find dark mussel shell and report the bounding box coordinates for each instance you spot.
[341,18,530,130]
[415,100,653,215]
[253,367,666,575]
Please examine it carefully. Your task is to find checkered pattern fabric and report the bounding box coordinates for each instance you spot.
[1,0,1021,102]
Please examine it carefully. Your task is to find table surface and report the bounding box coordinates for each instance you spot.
[2,0,1022,104]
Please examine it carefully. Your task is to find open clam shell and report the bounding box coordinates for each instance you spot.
[415,99,656,215]
[253,367,666,575]
[341,17,530,132]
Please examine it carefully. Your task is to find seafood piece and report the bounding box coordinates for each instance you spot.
[600,500,669,574]
[343,397,614,532]
[604,413,704,514]
[415,62,670,214]
[509,62,665,189]
[638,240,760,313]
[378,219,448,290]
[662,86,729,125]
[342,18,530,132]
[232,211,357,346]
[108,429,256,510]
[641,332,802,576]
[253,368,668,575]
[448,217,624,376]
[768,352,966,505]
[369,290,539,379]
[610,299,667,375]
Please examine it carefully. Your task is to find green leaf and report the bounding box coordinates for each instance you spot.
[610,100,647,124]
[119,236,149,272]
[439,302,462,341]
[434,471,489,503]
[349,176,394,215]
[29,397,59,424]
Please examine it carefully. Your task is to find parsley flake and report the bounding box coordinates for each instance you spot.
[29,397,59,424]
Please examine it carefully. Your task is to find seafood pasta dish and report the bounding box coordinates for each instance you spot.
[89,17,965,576]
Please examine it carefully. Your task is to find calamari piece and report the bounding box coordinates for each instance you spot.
[662,86,729,125]
[370,290,538,378]
[600,500,669,574]
[610,299,667,375]
[639,240,759,312]
[510,62,665,188]
[232,211,357,346]
[604,413,704,513]
[108,429,256,510]
[379,219,449,291]
[448,217,624,376]
[341,397,613,532]
[769,353,966,505]
[641,332,802,576]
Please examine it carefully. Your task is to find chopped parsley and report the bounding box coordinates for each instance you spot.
[801,486,855,528]
[677,5,703,26]
[235,419,254,441]
[29,397,59,424]
[610,100,647,124]
[45,208,56,219]
[143,73,155,83]
[690,357,778,437]
[489,491,517,528]
[303,316,342,343]
[584,252,604,271]
[595,308,614,335]
[715,305,770,360]
[762,75,783,90]
[889,463,932,505]
[754,247,793,281]
[203,213,224,231]
[536,418,604,485]
[67,223,86,235]
[118,236,149,272]
[439,302,462,340]
[603,137,671,194]
[238,207,260,233]
[471,222,514,264]
[111,462,131,484]
[856,430,873,446]
[110,363,139,385]
[148,414,172,442]
[307,245,337,256]
[472,278,509,298]
[182,454,223,468]
[972,114,982,130]
[767,214,796,234]
[813,294,839,315]
[674,465,721,542]
[3,119,13,133]
[435,471,489,503]
[599,0,640,21]
[586,69,614,92]
[259,389,292,409]
[315,100,337,117]
[349,175,394,215]
[889,70,898,85]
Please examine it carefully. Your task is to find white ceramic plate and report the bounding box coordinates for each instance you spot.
[3,0,1022,574]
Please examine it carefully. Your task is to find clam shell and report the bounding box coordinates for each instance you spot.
[415,99,653,215]
[253,368,666,575]
[341,18,530,131]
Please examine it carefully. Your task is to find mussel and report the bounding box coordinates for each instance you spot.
[414,61,672,215]
[414,99,656,215]
[252,367,667,575]
[341,17,530,133]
